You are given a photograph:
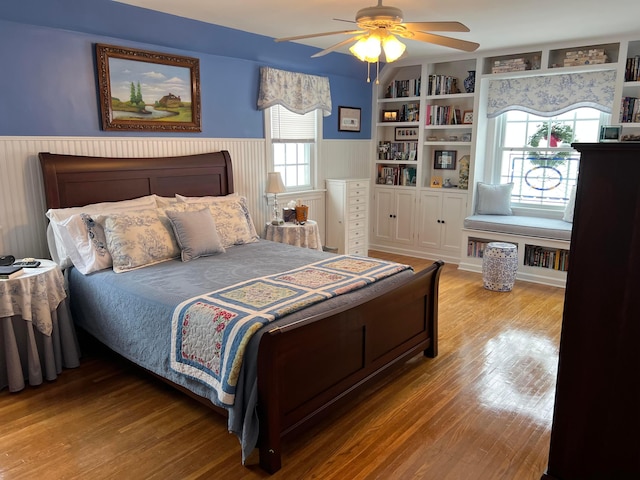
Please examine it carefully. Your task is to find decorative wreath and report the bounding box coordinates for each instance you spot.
[528,122,574,165]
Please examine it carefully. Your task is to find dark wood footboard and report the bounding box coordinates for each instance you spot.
[256,260,444,473]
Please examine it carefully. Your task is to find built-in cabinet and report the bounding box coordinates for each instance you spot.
[370,36,640,276]
[371,187,415,246]
[325,178,369,255]
[416,191,467,252]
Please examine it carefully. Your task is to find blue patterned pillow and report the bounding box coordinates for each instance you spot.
[98,209,180,273]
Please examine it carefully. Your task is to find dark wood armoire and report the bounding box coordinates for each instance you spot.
[541,143,640,479]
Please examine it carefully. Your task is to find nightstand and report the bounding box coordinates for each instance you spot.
[264,220,323,251]
[1,259,80,392]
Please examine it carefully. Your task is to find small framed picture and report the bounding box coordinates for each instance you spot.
[599,125,621,142]
[382,109,399,122]
[462,110,474,124]
[430,176,443,188]
[461,132,472,142]
[434,150,457,170]
[338,106,361,132]
[395,127,419,141]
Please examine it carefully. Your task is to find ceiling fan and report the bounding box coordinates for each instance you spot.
[275,0,479,67]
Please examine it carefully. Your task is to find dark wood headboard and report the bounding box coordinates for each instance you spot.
[39,151,234,209]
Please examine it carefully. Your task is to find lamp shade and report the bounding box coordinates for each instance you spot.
[349,35,382,63]
[382,34,406,62]
[266,172,286,194]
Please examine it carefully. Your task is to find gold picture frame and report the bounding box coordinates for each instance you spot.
[96,43,201,132]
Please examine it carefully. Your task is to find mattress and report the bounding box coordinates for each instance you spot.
[68,239,414,461]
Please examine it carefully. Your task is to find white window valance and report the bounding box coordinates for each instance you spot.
[257,66,332,117]
[487,70,617,118]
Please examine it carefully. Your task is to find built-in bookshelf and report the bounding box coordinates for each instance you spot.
[467,237,496,258]
[377,141,418,161]
[524,244,569,271]
[384,77,421,98]
[376,164,417,187]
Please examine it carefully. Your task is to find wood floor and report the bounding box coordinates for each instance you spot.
[0,252,566,480]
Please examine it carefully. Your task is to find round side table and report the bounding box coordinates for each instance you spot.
[1,259,80,392]
[264,220,323,251]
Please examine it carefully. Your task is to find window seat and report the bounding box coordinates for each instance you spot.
[459,215,572,287]
[463,214,572,241]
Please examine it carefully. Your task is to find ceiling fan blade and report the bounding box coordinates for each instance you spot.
[333,17,357,24]
[402,31,479,52]
[402,21,470,33]
[275,30,364,43]
[311,36,363,58]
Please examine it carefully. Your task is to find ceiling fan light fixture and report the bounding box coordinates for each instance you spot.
[382,33,405,62]
[349,34,382,63]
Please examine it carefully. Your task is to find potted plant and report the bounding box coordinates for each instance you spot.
[528,122,574,166]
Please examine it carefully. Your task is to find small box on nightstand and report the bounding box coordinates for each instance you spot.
[283,208,296,223]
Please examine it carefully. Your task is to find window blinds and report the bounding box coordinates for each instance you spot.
[270,104,316,143]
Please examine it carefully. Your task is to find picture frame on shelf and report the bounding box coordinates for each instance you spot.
[461,132,472,142]
[599,125,621,142]
[382,109,400,122]
[95,43,201,132]
[395,127,419,141]
[338,106,361,132]
[430,176,443,188]
[462,110,474,124]
[434,150,457,170]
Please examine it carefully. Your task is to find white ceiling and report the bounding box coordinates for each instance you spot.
[115,0,640,61]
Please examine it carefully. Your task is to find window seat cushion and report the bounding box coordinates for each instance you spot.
[464,215,572,241]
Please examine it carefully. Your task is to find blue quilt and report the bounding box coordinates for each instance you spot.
[169,255,411,406]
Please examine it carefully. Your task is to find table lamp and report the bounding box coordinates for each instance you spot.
[266,172,286,225]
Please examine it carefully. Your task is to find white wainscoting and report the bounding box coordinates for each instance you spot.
[0,137,371,260]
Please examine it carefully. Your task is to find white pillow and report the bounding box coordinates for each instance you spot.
[57,213,111,274]
[166,208,225,262]
[46,195,157,268]
[476,183,514,215]
[97,209,180,273]
[154,195,178,208]
[563,185,577,223]
[175,193,238,203]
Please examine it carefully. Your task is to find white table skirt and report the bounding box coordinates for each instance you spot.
[1,297,79,392]
[264,220,323,251]
[1,260,80,393]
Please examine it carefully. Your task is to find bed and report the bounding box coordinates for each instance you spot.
[39,150,443,474]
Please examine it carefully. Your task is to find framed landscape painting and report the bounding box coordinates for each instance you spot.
[95,44,201,132]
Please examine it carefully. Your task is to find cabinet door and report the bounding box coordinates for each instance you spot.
[373,188,395,243]
[393,191,416,245]
[440,193,467,251]
[417,191,442,249]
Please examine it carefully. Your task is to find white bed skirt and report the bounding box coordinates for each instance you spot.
[1,298,80,392]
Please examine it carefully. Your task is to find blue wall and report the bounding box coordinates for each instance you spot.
[0,0,372,139]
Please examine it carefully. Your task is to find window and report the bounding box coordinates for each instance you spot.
[266,104,319,191]
[493,107,608,209]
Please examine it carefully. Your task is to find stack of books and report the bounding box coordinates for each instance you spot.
[491,58,530,73]
[563,48,607,67]
[0,266,24,279]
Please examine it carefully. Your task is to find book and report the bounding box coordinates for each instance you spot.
[0,266,24,279]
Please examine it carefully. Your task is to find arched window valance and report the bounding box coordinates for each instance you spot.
[257,66,332,117]
[486,70,617,118]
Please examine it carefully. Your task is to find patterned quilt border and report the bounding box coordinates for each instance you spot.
[169,255,411,406]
